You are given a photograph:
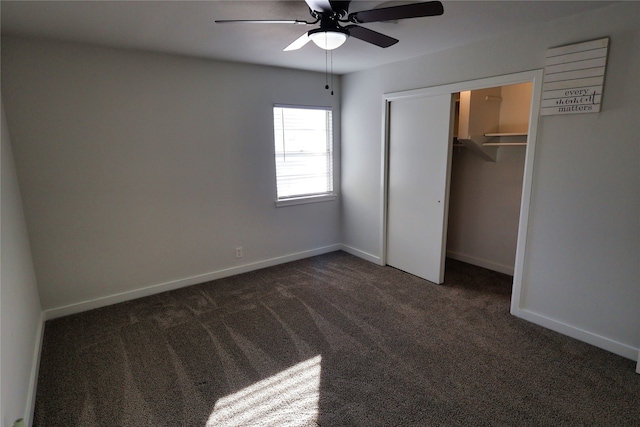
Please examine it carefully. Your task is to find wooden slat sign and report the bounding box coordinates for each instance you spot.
[541,38,609,115]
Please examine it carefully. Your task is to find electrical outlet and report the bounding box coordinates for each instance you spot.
[235,247,243,258]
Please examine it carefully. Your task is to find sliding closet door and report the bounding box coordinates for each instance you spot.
[386,93,455,284]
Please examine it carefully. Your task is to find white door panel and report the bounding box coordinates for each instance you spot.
[386,93,454,284]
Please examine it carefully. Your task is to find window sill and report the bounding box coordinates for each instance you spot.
[275,194,337,207]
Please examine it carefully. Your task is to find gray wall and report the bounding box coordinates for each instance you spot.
[447,146,526,275]
[1,38,341,313]
[1,100,43,427]
[341,2,639,358]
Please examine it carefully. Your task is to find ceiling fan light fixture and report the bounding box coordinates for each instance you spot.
[308,29,348,50]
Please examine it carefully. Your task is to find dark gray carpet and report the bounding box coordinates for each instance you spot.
[34,251,639,426]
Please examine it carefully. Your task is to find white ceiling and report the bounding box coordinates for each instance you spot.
[1,1,613,75]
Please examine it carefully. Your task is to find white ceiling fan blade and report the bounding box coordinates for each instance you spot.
[304,0,332,12]
[284,32,311,51]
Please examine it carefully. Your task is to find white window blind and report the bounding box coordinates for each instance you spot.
[273,106,334,201]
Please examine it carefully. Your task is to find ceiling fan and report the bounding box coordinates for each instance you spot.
[215,0,444,51]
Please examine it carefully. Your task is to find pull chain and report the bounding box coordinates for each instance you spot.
[325,46,330,90]
[330,50,334,96]
[322,33,335,96]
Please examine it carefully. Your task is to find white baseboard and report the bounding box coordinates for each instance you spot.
[512,307,639,361]
[339,244,381,264]
[446,250,514,276]
[25,312,45,427]
[44,244,342,320]
[40,244,639,368]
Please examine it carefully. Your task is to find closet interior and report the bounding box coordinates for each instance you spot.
[447,83,532,277]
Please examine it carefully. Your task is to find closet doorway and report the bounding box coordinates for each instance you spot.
[447,82,533,277]
[381,70,543,313]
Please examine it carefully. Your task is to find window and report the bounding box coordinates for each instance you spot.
[273,105,335,206]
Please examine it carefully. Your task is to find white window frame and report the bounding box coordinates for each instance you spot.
[273,104,336,207]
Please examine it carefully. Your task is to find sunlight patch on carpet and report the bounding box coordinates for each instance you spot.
[206,355,322,426]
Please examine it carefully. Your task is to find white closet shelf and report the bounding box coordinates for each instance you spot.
[483,142,527,146]
[484,132,528,137]
[483,132,528,146]
[456,138,496,162]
